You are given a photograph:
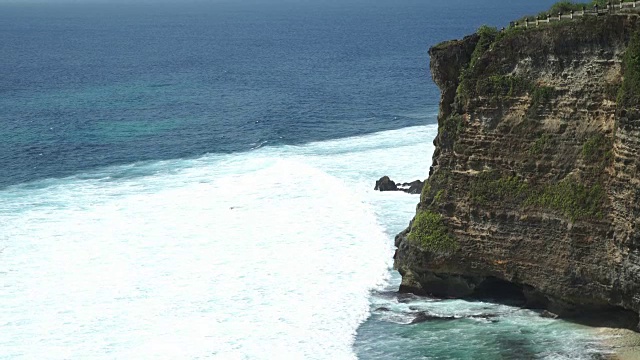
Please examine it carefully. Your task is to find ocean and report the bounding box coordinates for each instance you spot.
[0,0,614,359]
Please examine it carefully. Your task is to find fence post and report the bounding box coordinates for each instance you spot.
[536,16,540,26]
[583,6,586,15]
[558,11,562,20]
[547,13,551,22]
[525,18,528,28]
[571,10,574,19]
[595,4,599,15]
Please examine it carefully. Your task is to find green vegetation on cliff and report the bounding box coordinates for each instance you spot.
[525,179,604,220]
[583,133,613,163]
[440,114,464,140]
[471,172,530,205]
[529,86,556,115]
[420,171,450,206]
[420,180,431,204]
[476,75,532,98]
[408,211,457,252]
[455,26,556,113]
[618,30,640,108]
[529,134,552,155]
[456,25,499,103]
[469,172,605,221]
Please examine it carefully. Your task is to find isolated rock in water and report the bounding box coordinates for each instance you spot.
[398,180,425,194]
[375,176,424,194]
[374,176,398,191]
[410,311,457,324]
[540,310,558,319]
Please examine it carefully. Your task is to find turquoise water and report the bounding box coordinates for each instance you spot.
[0,1,614,359]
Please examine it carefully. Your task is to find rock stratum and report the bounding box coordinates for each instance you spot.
[394,14,640,329]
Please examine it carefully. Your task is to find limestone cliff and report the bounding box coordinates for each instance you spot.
[394,14,640,328]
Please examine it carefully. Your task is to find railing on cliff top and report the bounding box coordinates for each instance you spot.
[510,1,639,29]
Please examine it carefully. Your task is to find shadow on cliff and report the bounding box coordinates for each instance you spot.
[463,277,640,330]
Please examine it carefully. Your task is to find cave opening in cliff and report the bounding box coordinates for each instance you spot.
[470,277,526,305]
[569,306,640,330]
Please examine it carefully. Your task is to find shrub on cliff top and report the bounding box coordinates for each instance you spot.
[456,25,556,109]
[409,211,457,253]
[516,0,614,24]
[542,1,614,16]
[471,25,498,67]
[549,1,586,14]
[456,25,499,102]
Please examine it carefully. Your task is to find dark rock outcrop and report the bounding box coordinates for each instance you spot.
[375,176,398,191]
[398,180,425,194]
[409,311,499,324]
[375,176,425,194]
[394,15,640,330]
[410,312,457,323]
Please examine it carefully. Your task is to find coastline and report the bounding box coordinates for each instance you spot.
[394,10,640,339]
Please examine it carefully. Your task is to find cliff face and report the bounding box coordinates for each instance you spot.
[394,15,640,327]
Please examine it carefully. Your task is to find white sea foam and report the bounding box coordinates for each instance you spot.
[0,125,437,359]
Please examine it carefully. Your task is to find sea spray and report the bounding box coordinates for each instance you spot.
[0,125,434,359]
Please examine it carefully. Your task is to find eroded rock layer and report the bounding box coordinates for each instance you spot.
[394,15,640,328]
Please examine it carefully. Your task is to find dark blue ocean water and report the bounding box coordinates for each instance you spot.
[1,0,558,188]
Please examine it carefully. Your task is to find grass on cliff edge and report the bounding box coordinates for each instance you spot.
[432,0,630,50]
[409,211,458,253]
